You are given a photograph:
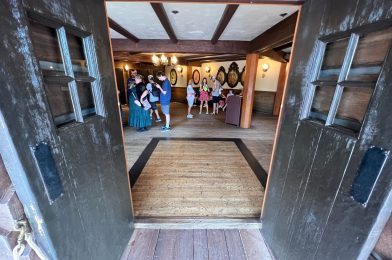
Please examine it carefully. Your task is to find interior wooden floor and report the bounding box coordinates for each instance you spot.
[132,140,264,217]
[121,228,273,260]
[124,103,277,218]
[124,103,277,173]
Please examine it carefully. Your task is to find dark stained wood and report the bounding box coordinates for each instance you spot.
[207,230,229,259]
[150,3,178,43]
[107,0,303,5]
[154,230,193,260]
[108,17,139,43]
[171,87,187,103]
[273,63,287,116]
[224,230,247,260]
[240,53,259,128]
[211,4,239,44]
[249,11,298,52]
[125,229,159,260]
[260,50,288,63]
[253,91,276,115]
[194,230,208,260]
[111,39,250,54]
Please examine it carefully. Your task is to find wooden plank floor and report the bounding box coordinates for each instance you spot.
[132,140,264,217]
[121,229,273,260]
[124,103,277,174]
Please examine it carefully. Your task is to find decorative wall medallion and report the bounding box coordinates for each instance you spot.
[216,66,226,85]
[192,69,200,85]
[240,66,246,86]
[227,62,240,88]
[170,68,177,85]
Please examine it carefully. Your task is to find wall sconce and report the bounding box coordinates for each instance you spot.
[262,63,269,72]
[205,66,211,77]
[261,63,269,78]
[176,65,183,76]
[124,64,129,71]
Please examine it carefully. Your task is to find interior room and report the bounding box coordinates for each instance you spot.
[0,1,391,260]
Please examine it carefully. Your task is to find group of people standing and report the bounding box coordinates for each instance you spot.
[127,69,172,132]
[186,76,232,118]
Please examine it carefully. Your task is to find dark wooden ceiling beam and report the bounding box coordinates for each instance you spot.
[150,3,178,43]
[108,17,139,43]
[106,0,303,5]
[249,11,298,52]
[211,4,239,44]
[112,39,249,54]
[260,50,288,63]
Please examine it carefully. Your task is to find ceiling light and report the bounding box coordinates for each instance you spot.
[160,54,168,65]
[171,56,178,65]
[262,63,269,72]
[124,64,129,71]
[152,55,160,66]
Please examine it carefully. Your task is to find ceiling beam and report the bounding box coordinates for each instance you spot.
[260,50,288,63]
[150,3,178,43]
[106,0,303,5]
[249,11,298,52]
[211,4,239,44]
[112,39,250,54]
[108,17,139,43]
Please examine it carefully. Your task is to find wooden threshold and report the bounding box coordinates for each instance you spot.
[134,217,262,229]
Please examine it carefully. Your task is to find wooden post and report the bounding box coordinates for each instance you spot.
[273,62,287,116]
[240,53,259,128]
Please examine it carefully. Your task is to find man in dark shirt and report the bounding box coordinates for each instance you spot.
[156,71,171,132]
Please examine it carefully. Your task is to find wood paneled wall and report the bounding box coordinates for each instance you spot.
[171,87,275,115]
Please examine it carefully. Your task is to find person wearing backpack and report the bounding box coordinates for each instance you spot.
[146,75,166,122]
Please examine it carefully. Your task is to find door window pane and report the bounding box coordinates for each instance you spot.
[30,20,75,126]
[333,87,374,133]
[43,82,75,126]
[347,27,392,82]
[318,38,350,81]
[77,82,96,119]
[309,85,336,123]
[67,33,89,79]
[30,21,65,77]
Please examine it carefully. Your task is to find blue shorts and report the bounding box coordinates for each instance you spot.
[187,97,194,107]
[161,104,170,115]
[150,101,157,111]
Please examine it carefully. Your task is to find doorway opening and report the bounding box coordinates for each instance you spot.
[106,1,299,221]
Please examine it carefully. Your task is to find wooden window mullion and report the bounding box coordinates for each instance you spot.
[325,33,359,126]
[300,40,327,120]
[57,26,84,122]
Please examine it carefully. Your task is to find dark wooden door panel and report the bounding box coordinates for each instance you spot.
[262,0,392,259]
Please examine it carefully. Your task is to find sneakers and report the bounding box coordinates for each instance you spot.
[187,114,193,119]
[156,118,162,122]
[161,126,171,132]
